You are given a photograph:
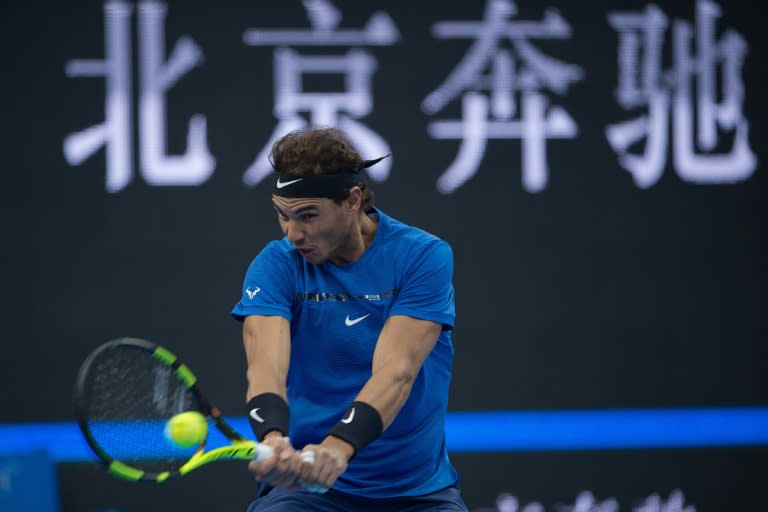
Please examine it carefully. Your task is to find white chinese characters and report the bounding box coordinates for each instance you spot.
[606,1,756,188]
[422,0,583,193]
[62,1,757,195]
[64,0,214,193]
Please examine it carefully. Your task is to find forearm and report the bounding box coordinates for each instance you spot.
[322,316,441,458]
[354,363,416,429]
[354,315,441,429]
[320,359,416,459]
[319,368,410,460]
[242,316,292,443]
[246,364,286,400]
[243,315,291,400]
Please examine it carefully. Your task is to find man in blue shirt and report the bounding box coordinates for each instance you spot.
[231,127,467,511]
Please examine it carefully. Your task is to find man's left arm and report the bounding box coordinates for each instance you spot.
[354,314,441,427]
[297,315,441,488]
[297,240,453,489]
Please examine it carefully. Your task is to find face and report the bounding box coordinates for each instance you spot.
[271,194,358,264]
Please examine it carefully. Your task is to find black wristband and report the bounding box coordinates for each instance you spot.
[246,393,290,441]
[327,401,383,458]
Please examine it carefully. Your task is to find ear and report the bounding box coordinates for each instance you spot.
[344,187,363,214]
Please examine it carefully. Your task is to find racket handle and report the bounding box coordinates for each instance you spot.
[253,443,274,463]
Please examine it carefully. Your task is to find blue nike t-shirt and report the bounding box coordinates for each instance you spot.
[231,207,458,498]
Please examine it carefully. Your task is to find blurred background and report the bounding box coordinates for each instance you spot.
[1,0,765,510]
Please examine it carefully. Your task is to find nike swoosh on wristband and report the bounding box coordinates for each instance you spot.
[249,408,265,423]
[276,178,302,188]
[345,314,370,327]
[341,407,355,424]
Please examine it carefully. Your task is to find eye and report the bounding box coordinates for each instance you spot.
[300,213,317,221]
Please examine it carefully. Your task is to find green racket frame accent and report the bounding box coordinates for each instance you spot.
[108,460,144,481]
[175,363,197,387]
[152,345,198,387]
[152,345,177,365]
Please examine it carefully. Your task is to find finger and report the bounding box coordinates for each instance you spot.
[298,450,328,493]
[315,451,345,489]
[260,463,298,489]
[282,450,303,480]
[298,450,317,484]
[271,472,298,489]
[314,462,336,489]
[264,449,296,483]
[248,455,276,478]
[299,450,316,466]
[298,450,316,474]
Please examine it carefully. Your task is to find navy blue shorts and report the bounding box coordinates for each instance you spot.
[246,485,468,512]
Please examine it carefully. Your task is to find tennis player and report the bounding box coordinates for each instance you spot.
[231,127,467,511]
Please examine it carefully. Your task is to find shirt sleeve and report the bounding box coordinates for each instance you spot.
[389,239,455,330]
[230,241,295,322]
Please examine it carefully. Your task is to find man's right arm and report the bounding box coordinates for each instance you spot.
[243,314,302,488]
[243,314,291,404]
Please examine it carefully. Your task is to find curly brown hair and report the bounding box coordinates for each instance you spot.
[270,127,375,210]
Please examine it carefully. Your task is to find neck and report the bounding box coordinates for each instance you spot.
[330,210,378,265]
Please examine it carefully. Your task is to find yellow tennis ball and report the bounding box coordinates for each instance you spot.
[164,411,208,448]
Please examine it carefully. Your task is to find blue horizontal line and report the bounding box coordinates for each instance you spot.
[446,407,768,450]
[1,407,766,462]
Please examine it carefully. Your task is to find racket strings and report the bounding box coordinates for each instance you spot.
[81,346,205,473]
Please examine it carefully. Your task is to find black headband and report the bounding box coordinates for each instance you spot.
[272,155,390,198]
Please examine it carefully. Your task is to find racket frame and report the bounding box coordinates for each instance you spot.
[74,337,262,483]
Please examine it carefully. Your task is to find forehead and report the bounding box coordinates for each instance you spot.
[271,195,333,212]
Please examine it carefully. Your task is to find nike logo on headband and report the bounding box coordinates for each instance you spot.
[276,178,303,188]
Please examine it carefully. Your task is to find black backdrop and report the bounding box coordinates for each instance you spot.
[2,0,766,510]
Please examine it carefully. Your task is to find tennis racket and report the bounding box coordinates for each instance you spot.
[74,337,281,483]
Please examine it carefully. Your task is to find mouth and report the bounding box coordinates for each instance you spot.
[297,248,315,257]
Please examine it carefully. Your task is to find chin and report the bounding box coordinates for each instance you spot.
[300,250,323,264]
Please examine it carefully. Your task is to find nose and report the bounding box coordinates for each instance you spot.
[284,220,304,245]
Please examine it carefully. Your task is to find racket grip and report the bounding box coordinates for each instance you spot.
[253,443,274,463]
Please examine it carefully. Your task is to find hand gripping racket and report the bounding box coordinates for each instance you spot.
[74,337,287,483]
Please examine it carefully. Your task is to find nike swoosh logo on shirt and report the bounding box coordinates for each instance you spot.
[345,314,370,327]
